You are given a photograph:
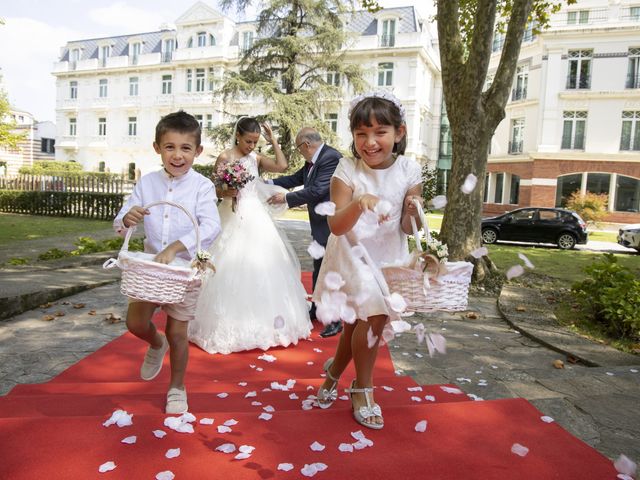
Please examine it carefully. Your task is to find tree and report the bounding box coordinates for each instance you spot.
[216,0,367,162]
[0,90,25,151]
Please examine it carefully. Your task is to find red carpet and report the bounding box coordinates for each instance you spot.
[0,272,616,479]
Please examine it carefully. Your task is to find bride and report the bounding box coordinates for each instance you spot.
[188,117,312,354]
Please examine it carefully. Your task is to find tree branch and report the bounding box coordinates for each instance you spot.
[437,0,466,114]
[464,0,498,99]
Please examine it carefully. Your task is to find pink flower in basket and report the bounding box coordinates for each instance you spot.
[215,160,255,211]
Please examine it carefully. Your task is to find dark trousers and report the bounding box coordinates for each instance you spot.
[309,257,323,319]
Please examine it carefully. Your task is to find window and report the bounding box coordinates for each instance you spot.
[128,162,136,181]
[484,74,494,92]
[69,81,77,99]
[208,67,216,91]
[162,74,172,94]
[129,77,139,96]
[187,37,193,48]
[209,34,216,46]
[162,38,174,63]
[615,175,640,212]
[556,173,582,207]
[325,113,338,133]
[512,65,528,101]
[509,119,524,154]
[326,71,340,87]
[377,62,393,87]
[98,117,107,137]
[41,138,55,154]
[621,111,640,151]
[206,114,213,131]
[522,21,536,42]
[626,47,640,89]
[380,19,395,47]
[492,31,505,52]
[567,10,590,24]
[562,111,587,149]
[186,69,193,92]
[130,42,141,64]
[100,45,110,67]
[69,118,77,136]
[483,174,490,202]
[195,68,206,92]
[566,50,592,89]
[70,48,81,63]
[241,31,254,53]
[194,115,203,128]
[509,175,520,204]
[128,117,137,136]
[197,32,207,47]
[586,173,611,197]
[98,161,106,172]
[494,173,504,203]
[631,6,640,21]
[99,79,108,98]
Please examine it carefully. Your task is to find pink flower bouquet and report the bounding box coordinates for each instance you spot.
[215,161,255,211]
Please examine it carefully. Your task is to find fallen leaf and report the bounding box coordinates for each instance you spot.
[465,312,478,319]
[39,302,53,309]
[61,301,70,305]
[566,355,579,364]
[42,315,55,321]
[515,306,526,312]
[553,359,564,369]
[54,311,65,317]
[88,310,97,315]
[73,303,85,309]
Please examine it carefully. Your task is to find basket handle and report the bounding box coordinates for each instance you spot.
[121,200,200,259]
[409,198,429,252]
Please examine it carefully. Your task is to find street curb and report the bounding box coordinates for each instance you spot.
[0,279,118,321]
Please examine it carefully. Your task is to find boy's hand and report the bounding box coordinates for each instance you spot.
[154,241,185,265]
[123,206,150,228]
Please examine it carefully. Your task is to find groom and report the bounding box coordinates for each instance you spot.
[268,127,342,338]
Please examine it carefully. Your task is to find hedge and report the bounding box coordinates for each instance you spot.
[0,190,125,220]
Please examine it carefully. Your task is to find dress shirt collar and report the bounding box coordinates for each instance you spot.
[309,143,325,165]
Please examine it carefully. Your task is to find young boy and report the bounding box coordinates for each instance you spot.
[114,111,221,414]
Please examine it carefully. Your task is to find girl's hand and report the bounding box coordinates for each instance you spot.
[357,193,379,212]
[261,122,274,144]
[123,206,149,228]
[404,195,423,217]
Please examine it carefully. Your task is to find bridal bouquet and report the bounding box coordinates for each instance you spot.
[215,160,255,211]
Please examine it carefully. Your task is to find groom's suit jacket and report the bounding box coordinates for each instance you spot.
[273,144,341,246]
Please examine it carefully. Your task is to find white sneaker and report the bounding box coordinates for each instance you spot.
[166,387,188,414]
[140,336,169,381]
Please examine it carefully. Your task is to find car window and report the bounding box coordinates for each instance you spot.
[512,209,535,221]
[539,210,559,221]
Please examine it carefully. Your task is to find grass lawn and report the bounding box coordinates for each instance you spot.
[0,213,112,246]
[588,230,618,243]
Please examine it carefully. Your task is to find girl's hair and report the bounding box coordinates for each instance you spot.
[155,110,201,146]
[349,97,406,159]
[234,117,261,144]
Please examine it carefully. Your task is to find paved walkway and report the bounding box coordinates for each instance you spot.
[0,219,638,462]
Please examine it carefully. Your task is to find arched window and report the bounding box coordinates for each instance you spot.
[615,175,640,212]
[197,32,206,47]
[209,34,216,46]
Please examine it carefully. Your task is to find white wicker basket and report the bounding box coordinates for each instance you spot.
[381,200,473,312]
[103,201,201,305]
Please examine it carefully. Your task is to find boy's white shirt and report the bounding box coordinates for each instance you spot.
[114,168,221,260]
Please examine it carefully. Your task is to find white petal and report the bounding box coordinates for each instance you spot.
[251,401,262,406]
[289,393,299,400]
[461,174,478,194]
[153,430,167,438]
[313,347,323,353]
[506,264,525,280]
[324,271,345,290]
[390,320,412,333]
[518,253,535,269]
[314,201,336,216]
[470,247,488,259]
[511,443,529,457]
[314,463,328,472]
[215,443,236,454]
[540,416,554,423]
[103,409,133,428]
[199,418,214,425]
[426,333,447,357]
[424,395,436,402]
[431,195,447,209]
[382,386,394,392]
[413,323,426,344]
[440,386,463,394]
[366,327,378,348]
[234,452,252,460]
[388,293,407,313]
[238,382,248,386]
[239,445,256,454]
[223,419,239,426]
[301,464,318,477]
[217,392,229,398]
[307,240,326,259]
[180,412,196,423]
[339,443,354,452]
[310,441,325,451]
[278,463,294,471]
[340,304,357,324]
[415,420,428,432]
[273,315,285,329]
[165,448,180,459]
[411,396,422,402]
[375,199,392,216]
[407,386,423,392]
[155,471,175,480]
[98,461,116,473]
[259,413,273,421]
[351,430,366,441]
[217,425,232,433]
[245,391,257,398]
[353,210,380,240]
[258,353,277,363]
[121,436,137,444]
[614,454,637,476]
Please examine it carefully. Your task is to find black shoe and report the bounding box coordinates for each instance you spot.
[319,322,343,338]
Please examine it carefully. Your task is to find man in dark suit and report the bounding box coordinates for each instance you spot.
[268,127,342,338]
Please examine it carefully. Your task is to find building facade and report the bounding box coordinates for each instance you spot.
[52,2,442,176]
[485,0,640,223]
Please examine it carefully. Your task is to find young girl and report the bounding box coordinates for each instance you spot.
[313,92,423,429]
[188,117,312,354]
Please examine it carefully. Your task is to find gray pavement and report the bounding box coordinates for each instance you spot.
[0,219,638,463]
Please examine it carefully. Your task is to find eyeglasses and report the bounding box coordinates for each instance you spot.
[295,141,307,151]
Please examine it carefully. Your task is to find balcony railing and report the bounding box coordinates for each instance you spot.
[511,87,527,101]
[626,74,640,89]
[508,140,523,154]
[566,75,591,89]
[379,34,395,47]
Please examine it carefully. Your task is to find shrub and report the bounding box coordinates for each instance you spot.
[421,163,438,209]
[19,161,82,175]
[193,163,215,179]
[572,253,640,339]
[7,257,29,265]
[0,190,124,220]
[38,248,72,261]
[565,190,608,225]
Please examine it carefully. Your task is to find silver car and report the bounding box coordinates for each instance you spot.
[617,224,640,253]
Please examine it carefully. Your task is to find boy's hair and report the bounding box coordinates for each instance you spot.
[155,110,202,146]
[235,117,261,140]
[349,97,407,159]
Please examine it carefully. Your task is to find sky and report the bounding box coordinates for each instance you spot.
[0,0,432,123]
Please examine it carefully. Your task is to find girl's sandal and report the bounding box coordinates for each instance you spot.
[346,380,384,430]
[317,357,339,409]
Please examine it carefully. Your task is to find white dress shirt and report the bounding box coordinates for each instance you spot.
[114,169,221,261]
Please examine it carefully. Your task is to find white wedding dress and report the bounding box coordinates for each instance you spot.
[188,152,312,354]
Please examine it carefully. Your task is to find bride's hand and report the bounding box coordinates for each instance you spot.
[261,122,274,144]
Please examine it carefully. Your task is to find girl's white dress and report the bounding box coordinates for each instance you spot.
[189,152,312,354]
[313,155,422,319]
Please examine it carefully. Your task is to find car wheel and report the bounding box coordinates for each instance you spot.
[482,228,498,244]
[557,233,576,250]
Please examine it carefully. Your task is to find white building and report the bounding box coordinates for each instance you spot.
[484,0,640,223]
[52,2,442,177]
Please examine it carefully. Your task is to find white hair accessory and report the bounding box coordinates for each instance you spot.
[348,90,406,124]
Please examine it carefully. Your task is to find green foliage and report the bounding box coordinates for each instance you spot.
[7,257,29,265]
[565,190,608,225]
[19,161,83,175]
[38,248,72,261]
[216,0,368,159]
[193,163,216,179]
[0,190,125,220]
[0,90,27,150]
[572,254,640,339]
[421,163,438,209]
